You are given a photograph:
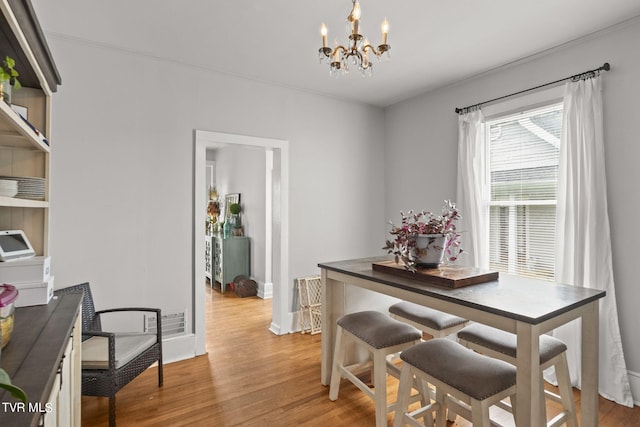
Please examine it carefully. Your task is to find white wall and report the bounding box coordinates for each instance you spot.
[384,19,640,401]
[47,35,386,357]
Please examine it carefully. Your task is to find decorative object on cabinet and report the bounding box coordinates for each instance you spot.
[383,200,463,272]
[207,186,221,234]
[0,55,20,104]
[209,186,218,201]
[0,283,18,348]
[223,193,240,220]
[297,276,322,334]
[211,235,250,293]
[54,283,163,427]
[207,199,221,234]
[224,202,244,237]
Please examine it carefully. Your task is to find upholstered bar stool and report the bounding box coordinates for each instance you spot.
[389,301,468,338]
[394,339,517,427]
[329,310,422,427]
[458,323,578,427]
[389,301,469,422]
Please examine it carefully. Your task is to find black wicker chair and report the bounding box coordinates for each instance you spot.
[54,282,163,427]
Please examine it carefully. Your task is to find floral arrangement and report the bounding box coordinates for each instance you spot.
[383,200,463,271]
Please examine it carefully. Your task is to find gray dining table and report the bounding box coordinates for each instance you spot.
[318,256,606,427]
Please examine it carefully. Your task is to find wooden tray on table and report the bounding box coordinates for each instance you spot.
[372,260,499,288]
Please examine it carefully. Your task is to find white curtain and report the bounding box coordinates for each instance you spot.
[456,109,489,269]
[550,75,633,406]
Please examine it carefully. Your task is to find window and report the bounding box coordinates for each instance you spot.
[485,102,562,280]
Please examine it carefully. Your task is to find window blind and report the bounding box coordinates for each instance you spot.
[486,103,562,280]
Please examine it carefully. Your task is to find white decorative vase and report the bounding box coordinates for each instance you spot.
[413,234,447,267]
[0,80,11,104]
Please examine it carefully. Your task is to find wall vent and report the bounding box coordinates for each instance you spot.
[144,311,186,337]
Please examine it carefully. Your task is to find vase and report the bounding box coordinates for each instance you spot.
[0,79,11,104]
[412,234,447,268]
[222,219,231,238]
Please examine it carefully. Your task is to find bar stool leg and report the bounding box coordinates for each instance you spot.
[470,398,494,427]
[393,365,414,427]
[434,387,446,427]
[373,350,389,427]
[418,378,434,426]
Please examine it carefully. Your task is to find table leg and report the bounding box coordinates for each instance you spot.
[581,301,599,427]
[321,271,344,385]
[515,322,544,427]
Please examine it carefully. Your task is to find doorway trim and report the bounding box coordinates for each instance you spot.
[193,130,290,355]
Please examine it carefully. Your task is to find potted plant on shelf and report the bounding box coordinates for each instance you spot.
[383,200,463,272]
[0,56,21,104]
[229,203,244,236]
[223,203,244,237]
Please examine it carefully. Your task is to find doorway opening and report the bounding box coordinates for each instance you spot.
[193,130,290,355]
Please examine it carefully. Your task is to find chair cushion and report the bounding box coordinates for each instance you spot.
[457,323,567,364]
[389,301,467,331]
[82,332,157,370]
[337,310,421,349]
[400,339,516,401]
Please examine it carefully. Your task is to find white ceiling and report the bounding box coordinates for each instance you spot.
[33,0,640,107]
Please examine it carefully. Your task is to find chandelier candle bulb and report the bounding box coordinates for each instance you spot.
[363,38,370,66]
[381,18,389,44]
[321,23,328,47]
[349,1,360,34]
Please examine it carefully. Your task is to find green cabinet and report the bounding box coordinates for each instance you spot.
[211,236,250,293]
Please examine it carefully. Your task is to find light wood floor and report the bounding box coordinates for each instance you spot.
[82,284,639,426]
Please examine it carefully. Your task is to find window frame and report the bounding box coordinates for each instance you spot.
[480,85,564,280]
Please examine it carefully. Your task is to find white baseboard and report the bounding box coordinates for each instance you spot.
[161,333,197,364]
[258,281,273,299]
[291,310,301,333]
[269,310,297,335]
[628,369,640,406]
[269,321,281,335]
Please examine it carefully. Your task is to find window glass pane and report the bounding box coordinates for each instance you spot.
[486,103,562,281]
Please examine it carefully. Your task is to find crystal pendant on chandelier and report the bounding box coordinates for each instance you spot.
[318,0,390,78]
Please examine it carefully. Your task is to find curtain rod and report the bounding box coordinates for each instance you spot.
[455,62,610,115]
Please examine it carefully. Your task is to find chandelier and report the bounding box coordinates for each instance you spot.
[318,0,390,77]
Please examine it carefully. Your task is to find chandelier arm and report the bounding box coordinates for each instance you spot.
[362,44,379,56]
